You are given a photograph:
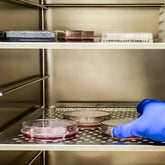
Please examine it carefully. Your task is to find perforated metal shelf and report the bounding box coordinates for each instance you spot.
[1,107,165,151]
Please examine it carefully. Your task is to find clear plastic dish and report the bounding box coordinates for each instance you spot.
[63,110,111,128]
[21,119,78,140]
[64,30,95,42]
[101,32,153,43]
[0,31,55,42]
[65,30,82,42]
[100,118,139,138]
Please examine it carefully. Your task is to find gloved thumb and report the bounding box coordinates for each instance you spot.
[112,122,135,138]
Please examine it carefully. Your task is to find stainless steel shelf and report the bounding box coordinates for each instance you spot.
[1,42,165,49]
[1,105,165,151]
[45,3,165,7]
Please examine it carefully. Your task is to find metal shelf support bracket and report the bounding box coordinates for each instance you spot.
[2,0,48,9]
[0,75,50,96]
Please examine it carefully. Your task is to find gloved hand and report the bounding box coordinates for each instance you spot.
[112,99,165,142]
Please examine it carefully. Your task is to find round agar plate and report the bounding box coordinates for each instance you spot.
[63,110,111,128]
[21,119,78,140]
[101,118,138,138]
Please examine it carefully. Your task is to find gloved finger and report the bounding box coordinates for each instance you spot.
[137,99,151,114]
[112,122,135,138]
[151,99,164,103]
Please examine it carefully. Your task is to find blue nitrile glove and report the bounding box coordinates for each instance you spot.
[112,99,165,142]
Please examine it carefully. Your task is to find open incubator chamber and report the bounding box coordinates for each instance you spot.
[1,0,165,165]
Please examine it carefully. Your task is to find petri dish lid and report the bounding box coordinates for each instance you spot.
[63,110,111,127]
[65,30,82,37]
[82,31,94,37]
[4,31,55,38]
[101,118,136,137]
[101,118,135,127]
[21,118,78,140]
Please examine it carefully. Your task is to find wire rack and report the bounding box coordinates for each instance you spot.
[9,107,165,146]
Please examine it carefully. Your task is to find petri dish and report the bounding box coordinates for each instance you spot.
[100,118,138,138]
[82,31,94,42]
[63,110,111,128]
[21,119,78,140]
[65,30,82,42]
[1,31,55,42]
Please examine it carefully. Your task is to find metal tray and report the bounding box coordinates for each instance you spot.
[1,104,165,151]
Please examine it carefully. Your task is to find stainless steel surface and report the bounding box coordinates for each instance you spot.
[0,1,40,30]
[0,75,49,96]
[46,49,165,105]
[28,151,42,165]
[4,0,48,9]
[45,6,165,104]
[0,151,42,165]
[0,2,42,163]
[0,54,41,105]
[0,1,41,105]
[46,151,165,165]
[1,105,165,151]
